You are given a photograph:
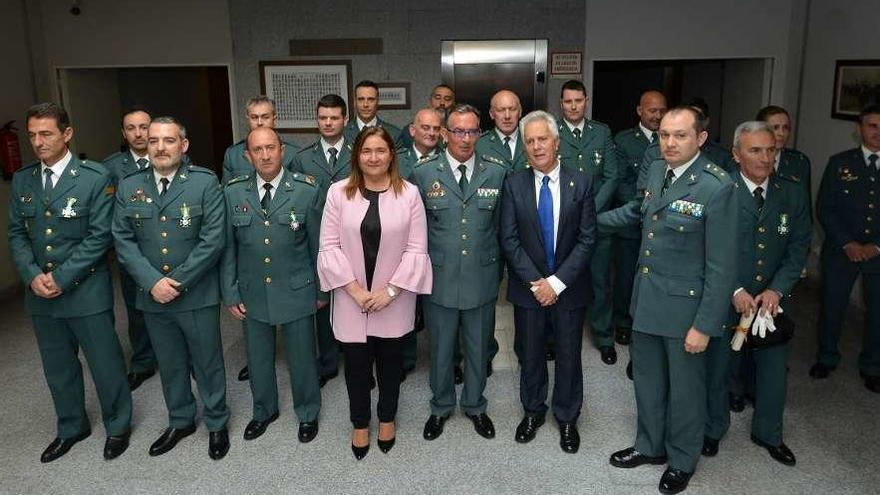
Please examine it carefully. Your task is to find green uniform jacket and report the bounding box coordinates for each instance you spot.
[631,154,737,338]
[396,147,438,180]
[112,164,225,313]
[702,140,736,173]
[731,173,811,317]
[8,158,115,317]
[613,126,652,239]
[291,140,353,200]
[221,139,299,185]
[343,118,401,145]
[220,171,324,325]
[475,129,529,172]
[777,148,812,201]
[558,120,620,214]
[409,154,507,310]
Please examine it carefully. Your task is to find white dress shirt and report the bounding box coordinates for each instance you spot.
[495,128,517,157]
[130,150,149,169]
[862,145,880,168]
[533,161,567,296]
[564,119,585,137]
[154,168,177,192]
[257,170,284,201]
[321,137,345,164]
[41,149,73,188]
[357,117,378,131]
[446,151,474,183]
[638,122,655,142]
[665,152,701,184]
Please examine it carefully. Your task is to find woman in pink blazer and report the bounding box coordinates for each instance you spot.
[317,127,432,459]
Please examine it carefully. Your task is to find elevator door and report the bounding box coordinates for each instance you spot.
[441,40,547,130]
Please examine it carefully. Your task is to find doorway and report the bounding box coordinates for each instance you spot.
[57,66,233,174]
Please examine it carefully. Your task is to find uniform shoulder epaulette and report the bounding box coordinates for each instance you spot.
[297,141,321,155]
[290,172,317,187]
[615,127,637,139]
[587,119,611,132]
[101,151,123,164]
[701,162,730,181]
[481,154,506,167]
[78,159,107,174]
[775,171,801,184]
[480,129,495,139]
[414,153,440,168]
[186,164,217,176]
[786,148,809,162]
[226,174,250,186]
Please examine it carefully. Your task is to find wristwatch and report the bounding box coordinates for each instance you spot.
[386,285,398,299]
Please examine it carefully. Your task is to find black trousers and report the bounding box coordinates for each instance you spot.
[341,335,404,428]
[514,305,586,424]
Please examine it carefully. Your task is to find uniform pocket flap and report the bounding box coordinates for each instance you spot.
[232,215,252,227]
[664,214,701,233]
[19,206,36,217]
[290,274,315,289]
[425,199,449,211]
[477,198,497,210]
[481,247,500,265]
[125,208,153,219]
[667,279,703,298]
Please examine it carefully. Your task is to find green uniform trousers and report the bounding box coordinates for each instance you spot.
[32,311,132,438]
[245,316,321,423]
[705,335,732,441]
[427,300,495,416]
[749,342,790,446]
[315,304,339,377]
[144,305,230,431]
[611,236,640,332]
[632,331,706,473]
[118,267,155,373]
[589,235,614,348]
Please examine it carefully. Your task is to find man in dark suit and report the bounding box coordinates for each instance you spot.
[500,110,596,454]
[605,106,737,494]
[343,80,401,145]
[813,104,880,393]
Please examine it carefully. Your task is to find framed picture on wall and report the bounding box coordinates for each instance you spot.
[259,60,352,132]
[832,59,880,121]
[377,82,411,110]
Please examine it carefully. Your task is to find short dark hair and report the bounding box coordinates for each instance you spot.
[151,116,187,139]
[666,105,709,134]
[121,105,152,126]
[26,102,71,132]
[432,84,454,94]
[317,94,347,118]
[755,105,789,122]
[561,79,587,98]
[447,103,481,123]
[246,95,276,114]
[680,97,710,118]
[859,104,880,124]
[355,80,379,92]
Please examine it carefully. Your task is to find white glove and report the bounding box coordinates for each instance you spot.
[752,307,783,338]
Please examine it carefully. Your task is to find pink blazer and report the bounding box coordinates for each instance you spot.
[317,179,432,343]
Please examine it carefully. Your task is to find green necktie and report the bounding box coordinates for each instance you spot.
[661,169,675,196]
[458,164,468,194]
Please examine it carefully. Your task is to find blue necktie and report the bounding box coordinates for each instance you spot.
[538,175,555,272]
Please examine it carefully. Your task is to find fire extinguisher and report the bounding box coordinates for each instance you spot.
[0,121,23,180]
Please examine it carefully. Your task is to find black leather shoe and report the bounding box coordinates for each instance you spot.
[515,415,545,443]
[626,360,633,380]
[40,429,91,463]
[861,372,880,393]
[659,467,692,495]
[487,361,493,378]
[237,366,249,381]
[609,446,667,468]
[559,422,580,454]
[103,432,130,460]
[466,413,495,439]
[209,428,229,460]
[423,414,448,441]
[454,365,464,385]
[149,425,196,457]
[319,370,338,388]
[600,346,617,365]
[298,421,319,443]
[751,435,796,466]
[352,442,369,460]
[545,345,556,361]
[701,436,719,457]
[729,393,745,412]
[243,412,279,441]
[128,369,155,391]
[809,362,834,379]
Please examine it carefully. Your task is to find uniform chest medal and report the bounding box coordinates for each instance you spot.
[668,199,704,219]
[592,150,603,166]
[427,180,446,198]
[179,203,192,228]
[289,209,300,231]
[476,188,499,198]
[130,188,151,203]
[61,197,78,218]
[778,213,789,235]
[840,168,859,182]
[20,193,32,203]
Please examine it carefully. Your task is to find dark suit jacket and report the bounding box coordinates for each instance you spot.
[500,165,597,310]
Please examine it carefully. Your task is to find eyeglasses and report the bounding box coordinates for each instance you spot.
[448,128,481,139]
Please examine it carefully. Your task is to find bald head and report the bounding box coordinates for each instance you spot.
[490,90,522,135]
[637,91,667,131]
[410,107,444,154]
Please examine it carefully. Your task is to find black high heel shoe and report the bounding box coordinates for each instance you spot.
[351,442,369,460]
[378,436,396,453]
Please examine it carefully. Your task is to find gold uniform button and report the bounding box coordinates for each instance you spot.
[264,257,271,264]
[265,277,272,284]
[462,249,468,256]
[688,289,695,296]
[462,202,468,208]
[757,260,764,266]
[46,262,54,269]
[870,204,875,210]
[651,215,658,221]
[461,234,467,240]
[755,275,764,282]
[647,232,654,239]
[461,218,467,224]
[161,247,169,255]
[758,243,765,250]
[45,228,53,235]
[868,217,874,222]
[45,245,53,252]
[641,266,649,274]
[135,213,141,219]
[871,191,876,196]
[160,215,167,222]
[577,154,583,160]
[44,210,51,217]
[264,220,270,226]
[758,226,766,233]
[161,232,168,238]
[866,229,872,234]
[162,264,171,272]
[644,250,651,256]
[264,238,271,245]
[678,226,684,231]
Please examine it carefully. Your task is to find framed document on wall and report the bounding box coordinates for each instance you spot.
[259,60,352,132]
[832,59,880,121]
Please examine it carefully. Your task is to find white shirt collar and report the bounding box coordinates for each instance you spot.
[445,150,475,176]
[740,172,769,196]
[357,117,378,130]
[495,128,517,143]
[638,122,655,142]
[666,151,701,179]
[41,149,73,182]
[564,119,585,134]
[773,149,782,171]
[256,169,284,198]
[862,145,880,165]
[321,137,344,156]
[533,160,561,184]
[413,145,435,160]
[129,149,149,166]
[154,166,179,190]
